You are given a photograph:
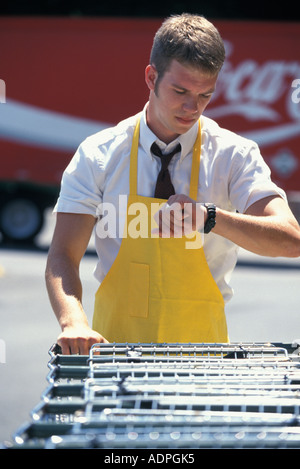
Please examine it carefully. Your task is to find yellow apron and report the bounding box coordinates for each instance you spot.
[93,118,228,343]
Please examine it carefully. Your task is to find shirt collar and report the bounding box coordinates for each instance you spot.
[139,103,199,163]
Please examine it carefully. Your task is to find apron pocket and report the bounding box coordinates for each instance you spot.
[129,263,149,318]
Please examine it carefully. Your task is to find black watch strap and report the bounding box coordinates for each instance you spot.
[204,203,216,234]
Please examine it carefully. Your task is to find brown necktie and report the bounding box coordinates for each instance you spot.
[151,142,181,199]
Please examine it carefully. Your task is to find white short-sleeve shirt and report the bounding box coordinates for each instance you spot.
[54,104,286,302]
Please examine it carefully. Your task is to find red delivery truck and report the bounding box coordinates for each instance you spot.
[0,17,299,242]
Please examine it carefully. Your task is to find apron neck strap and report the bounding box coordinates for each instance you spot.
[130,117,201,200]
[189,120,201,200]
[129,118,140,196]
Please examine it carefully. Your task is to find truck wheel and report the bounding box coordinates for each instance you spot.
[0,197,44,243]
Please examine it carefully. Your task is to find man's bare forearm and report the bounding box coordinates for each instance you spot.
[45,252,88,330]
[214,199,300,258]
[45,249,107,354]
[45,212,107,354]
[158,194,300,258]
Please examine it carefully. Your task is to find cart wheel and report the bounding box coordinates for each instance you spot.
[0,196,44,243]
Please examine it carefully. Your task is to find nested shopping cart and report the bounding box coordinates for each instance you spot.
[6,341,300,448]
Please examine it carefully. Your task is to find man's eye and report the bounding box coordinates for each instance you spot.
[174,89,185,94]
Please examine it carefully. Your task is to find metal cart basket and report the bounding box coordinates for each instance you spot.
[7,341,300,449]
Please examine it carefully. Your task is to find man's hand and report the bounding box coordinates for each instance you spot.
[57,324,108,355]
[153,194,207,237]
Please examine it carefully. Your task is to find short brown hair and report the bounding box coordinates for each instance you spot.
[150,13,225,81]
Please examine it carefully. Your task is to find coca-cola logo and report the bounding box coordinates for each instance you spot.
[208,41,300,125]
[205,41,300,183]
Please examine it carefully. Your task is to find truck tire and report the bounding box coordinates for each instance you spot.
[0,196,44,243]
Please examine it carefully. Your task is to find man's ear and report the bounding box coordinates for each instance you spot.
[145,64,158,91]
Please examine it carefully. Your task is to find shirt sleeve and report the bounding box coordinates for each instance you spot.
[54,140,103,218]
[228,139,287,214]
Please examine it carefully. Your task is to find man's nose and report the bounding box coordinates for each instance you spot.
[182,96,199,113]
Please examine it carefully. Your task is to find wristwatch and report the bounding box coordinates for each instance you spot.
[204,203,216,233]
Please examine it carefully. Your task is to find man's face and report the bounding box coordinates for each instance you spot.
[145,59,218,143]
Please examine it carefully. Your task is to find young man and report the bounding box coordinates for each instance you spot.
[45,14,300,354]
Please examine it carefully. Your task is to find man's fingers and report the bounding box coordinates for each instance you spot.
[152,196,203,238]
[57,337,74,355]
[158,209,185,237]
[77,338,91,355]
[57,329,108,355]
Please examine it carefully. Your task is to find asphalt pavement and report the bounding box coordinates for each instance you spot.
[0,209,299,445]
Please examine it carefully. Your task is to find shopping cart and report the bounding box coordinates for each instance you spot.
[6,341,300,448]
